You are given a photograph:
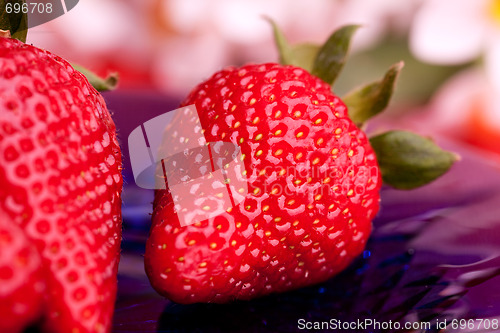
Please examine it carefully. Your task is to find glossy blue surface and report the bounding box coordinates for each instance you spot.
[107,91,500,333]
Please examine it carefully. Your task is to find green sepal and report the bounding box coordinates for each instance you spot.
[267,17,292,65]
[286,43,320,73]
[311,25,359,86]
[0,0,28,42]
[343,62,404,127]
[267,17,320,72]
[73,64,119,92]
[369,130,459,190]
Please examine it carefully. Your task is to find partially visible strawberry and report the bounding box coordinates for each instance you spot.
[0,209,45,333]
[144,24,457,304]
[0,37,122,332]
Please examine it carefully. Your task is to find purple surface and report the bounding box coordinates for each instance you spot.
[106,91,500,333]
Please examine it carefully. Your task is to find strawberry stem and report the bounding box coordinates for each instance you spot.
[0,0,28,42]
[72,64,119,92]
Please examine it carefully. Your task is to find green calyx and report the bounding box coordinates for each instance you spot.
[268,19,458,190]
[0,0,28,42]
[343,62,404,128]
[311,25,359,86]
[267,17,320,73]
[73,64,119,92]
[370,131,458,190]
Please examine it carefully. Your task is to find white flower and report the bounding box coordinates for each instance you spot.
[410,0,500,90]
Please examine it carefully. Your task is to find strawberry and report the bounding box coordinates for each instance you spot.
[0,208,45,333]
[145,63,381,303]
[143,25,457,303]
[0,37,122,332]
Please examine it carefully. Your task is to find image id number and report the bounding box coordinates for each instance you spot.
[451,318,499,330]
[5,2,53,14]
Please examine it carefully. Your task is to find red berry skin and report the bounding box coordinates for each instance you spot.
[145,63,381,304]
[0,38,122,332]
[0,209,45,333]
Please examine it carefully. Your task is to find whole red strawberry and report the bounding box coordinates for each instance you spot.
[144,24,456,304]
[0,37,122,332]
[145,63,381,303]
